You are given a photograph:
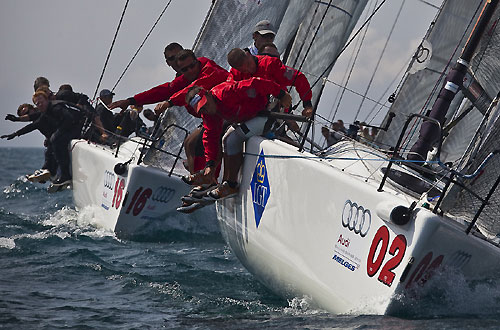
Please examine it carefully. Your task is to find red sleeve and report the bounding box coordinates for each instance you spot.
[133,75,189,106]
[169,65,229,107]
[267,58,312,102]
[201,113,223,163]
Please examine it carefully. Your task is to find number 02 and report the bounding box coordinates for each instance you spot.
[367,225,407,287]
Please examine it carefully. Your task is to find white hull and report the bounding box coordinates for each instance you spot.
[71,139,217,238]
[217,137,500,314]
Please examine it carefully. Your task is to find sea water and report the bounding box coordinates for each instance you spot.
[1,147,500,329]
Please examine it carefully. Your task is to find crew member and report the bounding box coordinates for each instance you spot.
[185,77,291,201]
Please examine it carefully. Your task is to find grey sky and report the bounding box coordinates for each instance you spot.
[0,0,440,148]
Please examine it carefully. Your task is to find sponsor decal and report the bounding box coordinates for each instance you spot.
[151,186,175,204]
[445,250,471,269]
[333,234,360,272]
[101,170,116,210]
[332,254,356,271]
[103,170,115,190]
[251,150,270,228]
[342,200,371,237]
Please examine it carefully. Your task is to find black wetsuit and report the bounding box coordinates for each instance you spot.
[95,103,116,133]
[13,101,84,181]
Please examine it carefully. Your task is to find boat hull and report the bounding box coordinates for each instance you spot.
[217,137,500,314]
[71,139,217,238]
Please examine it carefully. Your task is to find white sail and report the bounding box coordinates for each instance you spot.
[283,0,368,107]
[375,0,483,153]
[193,0,291,68]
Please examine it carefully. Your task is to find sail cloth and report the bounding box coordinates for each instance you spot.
[375,0,483,153]
[440,5,500,238]
[282,0,368,108]
[193,0,291,69]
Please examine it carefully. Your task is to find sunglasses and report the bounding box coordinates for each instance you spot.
[165,55,176,62]
[180,61,198,73]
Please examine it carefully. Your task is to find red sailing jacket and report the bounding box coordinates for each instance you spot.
[229,55,312,106]
[169,58,230,117]
[133,57,227,111]
[201,77,285,163]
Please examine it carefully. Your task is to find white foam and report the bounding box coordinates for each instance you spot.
[0,237,15,249]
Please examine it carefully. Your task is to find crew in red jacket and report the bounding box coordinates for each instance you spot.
[110,49,229,174]
[153,49,230,175]
[108,42,186,110]
[227,48,313,117]
[185,77,292,200]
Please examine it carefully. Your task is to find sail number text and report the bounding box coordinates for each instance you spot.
[366,225,407,287]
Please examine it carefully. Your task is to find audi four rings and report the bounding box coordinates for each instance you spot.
[103,170,115,190]
[342,200,371,237]
[151,186,175,203]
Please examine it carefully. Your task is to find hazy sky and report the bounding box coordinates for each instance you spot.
[0,0,441,148]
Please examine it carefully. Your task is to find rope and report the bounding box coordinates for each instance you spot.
[93,0,129,100]
[111,0,174,92]
[354,0,406,121]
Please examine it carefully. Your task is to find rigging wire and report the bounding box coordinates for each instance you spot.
[93,0,129,100]
[399,1,484,152]
[307,0,387,93]
[354,0,406,121]
[328,0,378,123]
[111,0,174,92]
[363,59,408,124]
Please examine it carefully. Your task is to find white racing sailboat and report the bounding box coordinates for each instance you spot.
[70,113,219,238]
[189,0,500,314]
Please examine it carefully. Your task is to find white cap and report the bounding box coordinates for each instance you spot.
[254,20,276,35]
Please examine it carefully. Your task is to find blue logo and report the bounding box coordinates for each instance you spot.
[251,150,270,228]
[332,254,356,271]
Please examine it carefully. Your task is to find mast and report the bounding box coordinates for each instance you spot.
[407,0,499,161]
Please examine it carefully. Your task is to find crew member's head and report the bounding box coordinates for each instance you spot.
[58,84,73,92]
[258,42,279,58]
[176,49,201,82]
[17,103,36,116]
[99,89,115,106]
[227,48,257,74]
[253,20,276,50]
[32,91,49,113]
[164,42,184,72]
[186,86,216,116]
[35,86,55,100]
[34,76,50,92]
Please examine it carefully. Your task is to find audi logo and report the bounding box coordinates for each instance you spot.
[103,170,115,190]
[151,186,175,203]
[445,250,471,269]
[341,200,371,237]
